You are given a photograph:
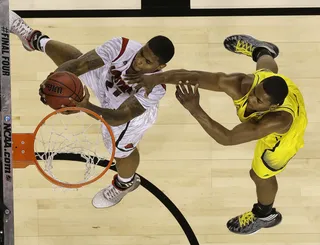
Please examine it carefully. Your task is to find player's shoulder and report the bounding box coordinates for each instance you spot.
[101,37,142,52]
[263,110,293,134]
[220,73,252,100]
[108,37,142,62]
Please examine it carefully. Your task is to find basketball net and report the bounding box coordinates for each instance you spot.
[13,107,115,190]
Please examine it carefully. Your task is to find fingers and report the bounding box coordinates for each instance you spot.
[178,81,188,94]
[194,83,200,95]
[123,73,141,79]
[61,109,78,115]
[83,85,90,97]
[40,96,47,105]
[68,97,77,105]
[47,72,54,78]
[144,87,153,98]
[38,87,43,97]
[179,81,199,94]
[175,87,183,103]
[60,105,69,115]
[127,79,140,85]
[175,84,183,95]
[186,83,193,94]
[39,87,47,104]
[123,74,142,84]
[125,76,141,84]
[39,74,50,105]
[175,85,184,101]
[133,84,143,92]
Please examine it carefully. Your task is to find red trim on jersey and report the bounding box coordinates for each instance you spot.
[161,84,166,90]
[112,37,129,62]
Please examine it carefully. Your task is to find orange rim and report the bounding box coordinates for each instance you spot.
[32,107,116,188]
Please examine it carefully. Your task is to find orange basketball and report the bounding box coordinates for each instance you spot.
[42,71,84,110]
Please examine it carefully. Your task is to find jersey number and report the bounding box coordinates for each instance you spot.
[106,67,132,97]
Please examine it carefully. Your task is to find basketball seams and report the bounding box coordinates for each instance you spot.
[66,72,83,102]
[44,72,84,109]
[45,78,75,96]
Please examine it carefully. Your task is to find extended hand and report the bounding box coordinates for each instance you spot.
[39,72,55,105]
[124,73,160,97]
[175,82,201,113]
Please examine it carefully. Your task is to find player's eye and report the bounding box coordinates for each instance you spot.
[146,59,151,65]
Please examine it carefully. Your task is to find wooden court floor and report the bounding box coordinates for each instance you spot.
[10,16,320,245]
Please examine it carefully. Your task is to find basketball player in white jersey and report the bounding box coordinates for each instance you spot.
[9,11,175,208]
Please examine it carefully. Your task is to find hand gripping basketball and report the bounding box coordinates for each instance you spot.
[40,71,85,110]
[39,72,54,105]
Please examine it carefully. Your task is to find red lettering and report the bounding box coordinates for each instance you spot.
[106,68,133,97]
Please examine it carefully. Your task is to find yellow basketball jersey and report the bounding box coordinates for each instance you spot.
[233,69,308,153]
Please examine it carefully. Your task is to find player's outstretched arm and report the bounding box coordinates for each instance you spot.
[175,83,293,145]
[54,50,105,76]
[54,37,123,76]
[70,86,146,126]
[125,70,247,99]
[192,109,292,145]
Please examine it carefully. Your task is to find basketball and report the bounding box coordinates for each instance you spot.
[42,71,84,110]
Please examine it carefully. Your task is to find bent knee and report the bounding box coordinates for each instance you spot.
[249,169,259,181]
[250,168,277,184]
[115,148,139,162]
[250,168,267,182]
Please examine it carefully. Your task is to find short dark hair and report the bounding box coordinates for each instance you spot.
[262,76,288,105]
[147,35,175,64]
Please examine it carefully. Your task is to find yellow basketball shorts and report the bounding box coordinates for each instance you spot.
[251,139,297,179]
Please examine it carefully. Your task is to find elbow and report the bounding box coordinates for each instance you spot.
[217,138,232,146]
[106,121,118,127]
[105,120,124,127]
[215,133,233,146]
[176,69,189,72]
[75,60,88,76]
[56,59,82,76]
[102,115,129,127]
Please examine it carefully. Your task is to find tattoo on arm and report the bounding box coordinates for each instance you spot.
[55,50,104,76]
[86,95,146,126]
[116,95,146,120]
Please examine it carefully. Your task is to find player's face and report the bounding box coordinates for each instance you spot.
[247,83,275,111]
[132,44,165,73]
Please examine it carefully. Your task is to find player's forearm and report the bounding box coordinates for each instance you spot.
[54,59,86,76]
[159,69,223,91]
[85,102,129,126]
[54,50,104,76]
[189,106,232,145]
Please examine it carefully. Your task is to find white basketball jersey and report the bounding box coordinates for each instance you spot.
[92,37,166,109]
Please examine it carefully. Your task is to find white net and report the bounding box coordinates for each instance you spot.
[34,109,114,189]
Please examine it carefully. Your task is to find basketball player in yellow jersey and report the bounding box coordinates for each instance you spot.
[125,35,308,235]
